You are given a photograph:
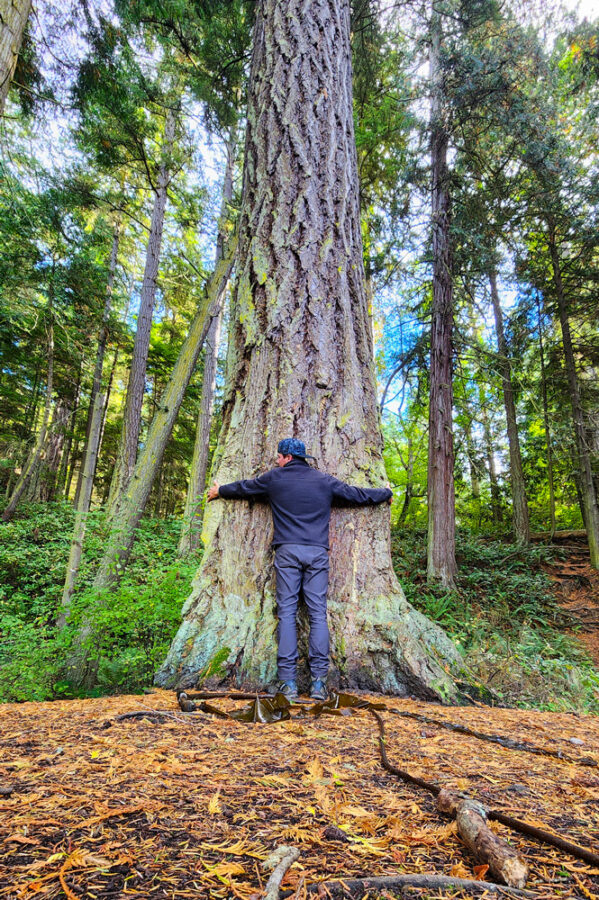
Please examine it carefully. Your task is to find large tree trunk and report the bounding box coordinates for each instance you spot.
[156,0,460,700]
[106,111,176,517]
[0,0,31,114]
[547,218,599,567]
[426,9,456,588]
[178,130,236,556]
[2,277,54,521]
[489,268,529,544]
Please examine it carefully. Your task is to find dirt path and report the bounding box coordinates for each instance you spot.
[543,535,599,667]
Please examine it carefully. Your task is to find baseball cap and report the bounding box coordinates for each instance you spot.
[277,438,316,460]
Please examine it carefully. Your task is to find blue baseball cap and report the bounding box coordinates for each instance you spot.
[278,438,316,460]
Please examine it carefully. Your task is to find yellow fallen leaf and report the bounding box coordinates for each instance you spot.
[306,758,323,780]
[208,791,222,815]
[450,862,470,878]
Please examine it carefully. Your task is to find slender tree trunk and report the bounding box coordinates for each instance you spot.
[156,0,460,699]
[536,295,556,535]
[178,130,236,555]
[75,219,121,506]
[57,363,82,500]
[87,241,236,592]
[427,8,456,588]
[0,0,31,114]
[35,397,71,502]
[463,416,481,500]
[480,393,502,525]
[489,268,529,544]
[106,110,176,517]
[3,276,54,521]
[59,390,105,623]
[547,218,599,567]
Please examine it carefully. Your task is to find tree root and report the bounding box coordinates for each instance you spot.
[370,709,599,869]
[390,708,597,768]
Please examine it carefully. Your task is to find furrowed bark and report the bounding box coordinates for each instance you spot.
[3,278,54,521]
[0,0,31,114]
[547,218,599,568]
[107,110,176,518]
[178,128,237,556]
[489,268,529,544]
[157,0,461,700]
[427,8,457,587]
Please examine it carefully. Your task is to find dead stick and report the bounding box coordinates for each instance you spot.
[369,709,599,868]
[390,709,597,767]
[437,789,528,888]
[263,846,301,900]
[281,874,536,897]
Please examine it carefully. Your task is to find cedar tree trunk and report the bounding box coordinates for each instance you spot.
[427,9,457,587]
[489,268,529,543]
[156,0,461,699]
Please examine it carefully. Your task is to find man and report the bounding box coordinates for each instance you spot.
[207,438,392,701]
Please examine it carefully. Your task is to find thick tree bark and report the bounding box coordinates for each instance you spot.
[106,110,176,517]
[178,130,236,556]
[75,219,120,507]
[2,279,54,521]
[489,268,529,544]
[156,0,460,699]
[427,9,457,587]
[0,0,31,115]
[547,219,599,567]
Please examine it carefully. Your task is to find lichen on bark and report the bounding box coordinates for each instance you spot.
[157,0,462,700]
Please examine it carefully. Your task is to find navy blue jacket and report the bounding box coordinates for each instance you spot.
[218,458,392,549]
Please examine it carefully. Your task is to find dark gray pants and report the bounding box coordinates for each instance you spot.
[274,543,330,681]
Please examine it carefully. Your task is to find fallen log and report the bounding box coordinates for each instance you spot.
[437,789,528,889]
[530,529,587,542]
[281,873,536,897]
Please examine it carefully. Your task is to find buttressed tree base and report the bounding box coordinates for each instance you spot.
[156,0,462,700]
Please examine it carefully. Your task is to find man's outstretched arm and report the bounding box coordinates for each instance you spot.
[207,474,269,502]
[330,477,393,506]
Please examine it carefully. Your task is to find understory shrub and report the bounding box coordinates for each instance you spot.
[392,528,599,712]
[0,503,199,701]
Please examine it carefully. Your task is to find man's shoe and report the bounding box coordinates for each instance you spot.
[310,678,328,701]
[269,679,298,702]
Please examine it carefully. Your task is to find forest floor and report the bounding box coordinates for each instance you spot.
[544,535,599,668]
[1,689,598,900]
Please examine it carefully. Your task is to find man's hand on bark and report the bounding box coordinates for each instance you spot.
[386,482,393,505]
[207,482,220,502]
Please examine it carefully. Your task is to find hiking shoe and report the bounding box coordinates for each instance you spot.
[310,678,328,701]
[268,679,298,702]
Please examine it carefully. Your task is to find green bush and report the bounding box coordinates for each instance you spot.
[0,502,200,701]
